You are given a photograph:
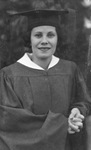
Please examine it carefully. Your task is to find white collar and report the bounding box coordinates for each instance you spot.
[17,53,59,70]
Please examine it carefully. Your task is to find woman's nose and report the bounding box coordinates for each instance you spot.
[41,36,48,45]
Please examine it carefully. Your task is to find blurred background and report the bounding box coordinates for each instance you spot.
[0,0,91,149]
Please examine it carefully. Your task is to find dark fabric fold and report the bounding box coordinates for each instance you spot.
[0,105,68,150]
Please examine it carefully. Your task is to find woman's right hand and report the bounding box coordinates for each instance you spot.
[68,108,84,134]
[68,117,83,134]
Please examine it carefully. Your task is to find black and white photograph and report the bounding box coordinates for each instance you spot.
[0,0,91,150]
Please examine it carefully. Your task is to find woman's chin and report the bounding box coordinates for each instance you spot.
[38,54,52,60]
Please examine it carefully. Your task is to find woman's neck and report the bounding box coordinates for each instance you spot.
[32,55,52,70]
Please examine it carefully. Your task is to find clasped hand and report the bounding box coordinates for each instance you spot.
[68,108,84,134]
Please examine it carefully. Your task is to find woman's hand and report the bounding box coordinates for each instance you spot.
[68,108,84,134]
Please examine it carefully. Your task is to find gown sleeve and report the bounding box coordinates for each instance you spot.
[0,69,68,150]
[70,64,91,117]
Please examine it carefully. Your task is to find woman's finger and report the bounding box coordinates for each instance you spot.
[68,120,80,132]
[71,117,82,122]
[72,121,83,128]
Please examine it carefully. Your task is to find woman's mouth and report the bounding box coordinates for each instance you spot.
[38,47,51,51]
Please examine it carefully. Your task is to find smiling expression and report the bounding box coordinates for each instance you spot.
[30,26,58,61]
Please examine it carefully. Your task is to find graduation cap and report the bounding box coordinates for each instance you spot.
[7,9,68,29]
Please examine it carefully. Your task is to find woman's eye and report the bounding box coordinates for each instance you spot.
[35,33,42,38]
[47,33,55,38]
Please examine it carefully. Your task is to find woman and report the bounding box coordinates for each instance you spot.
[0,9,91,150]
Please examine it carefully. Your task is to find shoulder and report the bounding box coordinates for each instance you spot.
[60,59,76,66]
[0,62,24,77]
[58,59,78,71]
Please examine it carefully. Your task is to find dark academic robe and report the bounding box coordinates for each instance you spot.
[0,59,90,150]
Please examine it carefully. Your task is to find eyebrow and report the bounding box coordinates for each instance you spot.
[34,30,56,33]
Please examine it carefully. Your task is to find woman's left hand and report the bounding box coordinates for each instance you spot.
[68,108,84,134]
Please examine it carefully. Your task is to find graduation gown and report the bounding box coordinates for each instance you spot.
[0,54,90,150]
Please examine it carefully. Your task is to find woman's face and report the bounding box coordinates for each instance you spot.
[30,26,58,60]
